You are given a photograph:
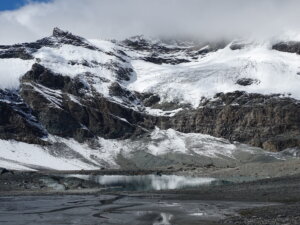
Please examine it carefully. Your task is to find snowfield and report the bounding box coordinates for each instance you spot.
[0,128,288,171]
[0,58,34,90]
[127,43,300,107]
[1,37,300,109]
[33,44,122,98]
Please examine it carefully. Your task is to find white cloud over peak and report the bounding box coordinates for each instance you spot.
[1,0,300,44]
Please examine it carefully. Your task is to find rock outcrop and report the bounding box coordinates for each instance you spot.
[19,64,155,142]
[158,92,300,152]
[0,89,47,145]
[272,41,300,54]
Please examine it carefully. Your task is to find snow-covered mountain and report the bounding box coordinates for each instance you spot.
[0,28,299,170]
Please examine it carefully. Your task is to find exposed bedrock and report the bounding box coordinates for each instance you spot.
[0,90,47,144]
[19,64,155,142]
[157,91,300,152]
[272,41,300,54]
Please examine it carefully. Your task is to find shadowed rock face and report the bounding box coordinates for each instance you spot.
[0,29,299,153]
[236,78,260,86]
[20,64,155,142]
[0,90,47,145]
[0,48,33,60]
[272,41,300,54]
[158,92,300,152]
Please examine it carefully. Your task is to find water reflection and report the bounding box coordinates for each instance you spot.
[136,211,173,225]
[67,174,216,191]
[153,213,173,225]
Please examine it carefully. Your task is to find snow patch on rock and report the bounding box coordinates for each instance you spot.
[0,59,34,89]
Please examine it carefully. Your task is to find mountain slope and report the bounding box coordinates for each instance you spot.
[0,28,299,170]
[127,42,300,107]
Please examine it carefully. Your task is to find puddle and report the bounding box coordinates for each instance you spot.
[0,195,280,225]
[64,174,216,191]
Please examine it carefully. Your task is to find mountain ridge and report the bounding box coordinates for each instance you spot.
[0,28,300,170]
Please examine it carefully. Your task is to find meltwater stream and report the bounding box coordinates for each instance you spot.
[65,174,217,191]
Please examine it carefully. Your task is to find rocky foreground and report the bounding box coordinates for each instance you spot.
[1,162,300,225]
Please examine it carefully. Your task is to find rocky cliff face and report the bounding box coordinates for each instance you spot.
[0,27,299,164]
[272,41,300,55]
[20,63,154,142]
[158,92,300,152]
[0,89,46,144]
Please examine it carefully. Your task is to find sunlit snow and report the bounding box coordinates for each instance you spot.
[127,43,300,107]
[0,59,34,89]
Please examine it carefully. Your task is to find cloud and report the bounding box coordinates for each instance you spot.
[1,0,300,44]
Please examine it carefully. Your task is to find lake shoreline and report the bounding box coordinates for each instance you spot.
[1,168,300,224]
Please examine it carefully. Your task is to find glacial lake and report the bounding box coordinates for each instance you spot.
[64,174,218,191]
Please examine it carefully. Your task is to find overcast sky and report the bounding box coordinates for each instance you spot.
[0,0,300,44]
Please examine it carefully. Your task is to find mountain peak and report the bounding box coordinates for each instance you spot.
[52,27,69,38]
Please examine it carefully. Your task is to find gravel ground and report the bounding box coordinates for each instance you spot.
[222,203,300,225]
[1,165,300,224]
[177,159,300,181]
